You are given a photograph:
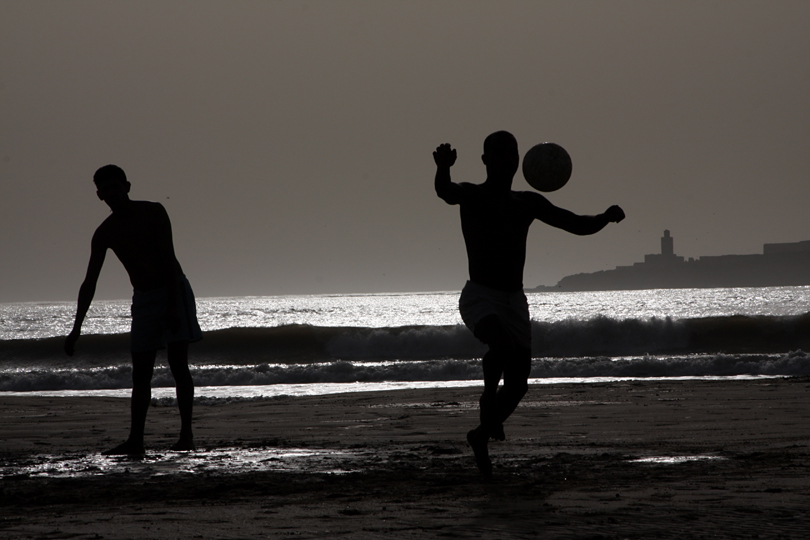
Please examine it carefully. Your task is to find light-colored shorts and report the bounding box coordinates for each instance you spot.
[458,281,531,349]
[130,275,203,353]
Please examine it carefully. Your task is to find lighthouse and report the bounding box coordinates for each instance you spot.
[661,230,674,257]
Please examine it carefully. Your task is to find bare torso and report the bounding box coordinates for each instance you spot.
[94,201,183,291]
[459,184,535,292]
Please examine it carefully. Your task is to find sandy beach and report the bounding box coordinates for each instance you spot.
[2,377,810,539]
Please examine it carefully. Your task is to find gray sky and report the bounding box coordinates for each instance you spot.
[2,1,809,303]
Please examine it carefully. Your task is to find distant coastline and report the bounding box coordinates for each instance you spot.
[529,231,810,292]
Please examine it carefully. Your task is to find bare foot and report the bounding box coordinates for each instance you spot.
[467,428,492,476]
[171,435,195,452]
[102,439,145,456]
[489,423,506,441]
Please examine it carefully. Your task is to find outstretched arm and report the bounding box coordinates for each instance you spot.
[433,143,464,205]
[64,231,107,356]
[527,192,625,235]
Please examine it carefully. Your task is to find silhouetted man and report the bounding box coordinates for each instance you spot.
[65,165,202,455]
[434,131,624,475]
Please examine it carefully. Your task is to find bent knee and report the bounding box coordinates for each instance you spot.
[505,379,529,396]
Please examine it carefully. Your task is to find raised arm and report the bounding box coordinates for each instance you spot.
[65,230,108,355]
[433,143,465,205]
[526,192,625,235]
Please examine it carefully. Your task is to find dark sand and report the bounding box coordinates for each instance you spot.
[2,377,810,539]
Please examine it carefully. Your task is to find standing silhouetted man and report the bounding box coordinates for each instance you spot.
[65,165,202,455]
[434,131,624,475]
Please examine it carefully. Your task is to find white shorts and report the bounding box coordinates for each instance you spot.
[458,281,531,349]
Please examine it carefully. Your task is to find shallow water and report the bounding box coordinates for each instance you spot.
[0,447,361,479]
[0,445,734,480]
[2,288,808,396]
[0,375,775,401]
[4,286,810,341]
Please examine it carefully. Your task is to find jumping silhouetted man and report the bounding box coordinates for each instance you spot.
[65,165,202,455]
[433,131,625,475]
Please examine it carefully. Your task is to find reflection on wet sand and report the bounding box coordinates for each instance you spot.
[1,447,360,479]
[630,455,727,465]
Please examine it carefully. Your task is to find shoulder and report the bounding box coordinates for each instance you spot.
[456,182,487,201]
[131,200,170,221]
[513,189,552,208]
[512,189,545,201]
[133,200,166,212]
[440,181,485,206]
[510,190,561,221]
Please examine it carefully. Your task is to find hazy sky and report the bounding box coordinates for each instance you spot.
[2,1,809,303]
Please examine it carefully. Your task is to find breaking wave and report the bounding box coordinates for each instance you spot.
[1,312,809,392]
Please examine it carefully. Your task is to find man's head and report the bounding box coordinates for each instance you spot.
[482,131,519,184]
[94,165,131,207]
[93,164,127,187]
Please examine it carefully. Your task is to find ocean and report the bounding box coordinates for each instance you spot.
[2,286,810,401]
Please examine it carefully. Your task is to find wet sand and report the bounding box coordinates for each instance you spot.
[2,377,810,539]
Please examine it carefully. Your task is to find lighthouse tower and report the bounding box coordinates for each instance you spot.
[661,230,674,258]
[644,230,684,265]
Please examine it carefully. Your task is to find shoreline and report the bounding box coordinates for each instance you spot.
[0,374,782,401]
[2,377,810,538]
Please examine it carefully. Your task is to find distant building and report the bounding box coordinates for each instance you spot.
[764,240,810,255]
[530,231,810,292]
[643,230,684,266]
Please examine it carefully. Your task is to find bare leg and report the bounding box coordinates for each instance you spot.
[466,314,526,474]
[465,314,533,475]
[480,348,508,441]
[494,345,531,426]
[475,316,522,436]
[168,340,195,451]
[466,425,492,477]
[103,350,156,455]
